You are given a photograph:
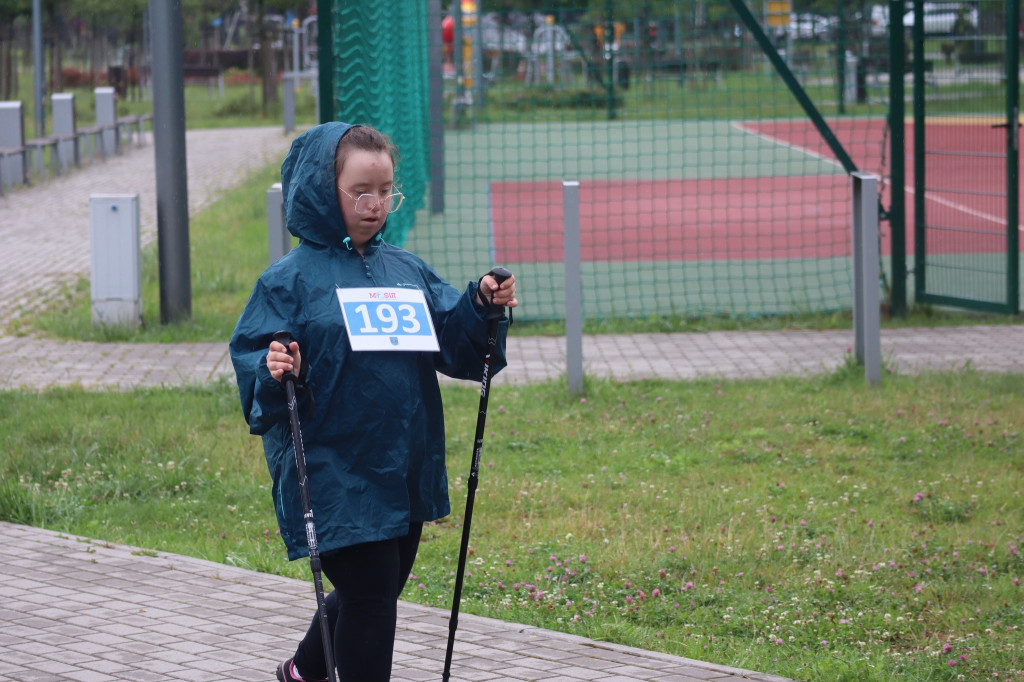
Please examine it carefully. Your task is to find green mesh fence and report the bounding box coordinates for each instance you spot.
[910,0,1021,314]
[332,2,431,245]
[331,0,904,322]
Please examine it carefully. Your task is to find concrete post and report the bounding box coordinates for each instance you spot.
[267,183,290,264]
[89,194,142,327]
[0,101,26,188]
[282,73,296,134]
[563,180,584,395]
[52,93,78,171]
[94,87,117,157]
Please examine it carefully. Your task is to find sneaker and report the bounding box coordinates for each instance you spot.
[276,657,328,682]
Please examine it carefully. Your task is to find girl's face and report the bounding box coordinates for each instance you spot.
[335,149,395,253]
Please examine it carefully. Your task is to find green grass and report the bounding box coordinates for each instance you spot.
[1,365,1022,680]
[11,66,318,134]
[23,162,289,343]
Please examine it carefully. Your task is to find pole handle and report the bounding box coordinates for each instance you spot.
[273,330,298,384]
[482,266,512,321]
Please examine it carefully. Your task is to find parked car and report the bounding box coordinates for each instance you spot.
[778,13,838,41]
[796,13,838,40]
[902,2,978,35]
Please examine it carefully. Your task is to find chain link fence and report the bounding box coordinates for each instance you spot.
[331,1,912,323]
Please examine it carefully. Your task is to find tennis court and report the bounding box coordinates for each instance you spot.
[403,116,1021,321]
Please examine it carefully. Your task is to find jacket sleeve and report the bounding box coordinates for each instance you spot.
[229,276,312,435]
[429,276,509,381]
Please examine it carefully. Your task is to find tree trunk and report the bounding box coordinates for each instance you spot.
[0,24,11,100]
[258,1,277,112]
[246,0,256,104]
[49,16,63,93]
[1,40,8,100]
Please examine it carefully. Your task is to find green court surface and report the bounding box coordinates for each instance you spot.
[401,118,1019,321]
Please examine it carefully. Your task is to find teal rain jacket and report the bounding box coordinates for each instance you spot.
[229,122,508,560]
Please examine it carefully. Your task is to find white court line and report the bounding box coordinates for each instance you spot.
[733,120,1024,233]
[731,120,846,170]
[904,187,1024,232]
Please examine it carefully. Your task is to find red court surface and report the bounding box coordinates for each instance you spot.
[490,175,849,263]
[744,119,1021,257]
[490,119,1020,264]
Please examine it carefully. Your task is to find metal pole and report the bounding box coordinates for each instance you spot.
[282,72,296,134]
[32,0,45,137]
[605,0,615,120]
[852,172,882,386]
[912,0,925,304]
[427,0,445,214]
[149,0,192,323]
[1006,0,1020,313]
[563,181,584,395]
[888,0,906,316]
[453,1,464,104]
[472,5,484,106]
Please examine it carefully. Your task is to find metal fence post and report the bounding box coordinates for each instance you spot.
[268,183,289,264]
[563,180,584,395]
[852,171,882,386]
[282,73,296,134]
[427,0,445,214]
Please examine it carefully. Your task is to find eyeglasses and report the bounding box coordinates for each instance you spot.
[339,187,405,214]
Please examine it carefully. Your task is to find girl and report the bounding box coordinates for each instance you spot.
[229,122,517,681]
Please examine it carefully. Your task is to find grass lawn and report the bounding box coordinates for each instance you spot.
[2,364,1022,681]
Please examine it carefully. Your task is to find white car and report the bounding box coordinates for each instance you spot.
[902,2,978,34]
[791,13,838,40]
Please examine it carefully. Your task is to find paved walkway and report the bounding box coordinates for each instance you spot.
[0,522,787,682]
[1,126,1022,681]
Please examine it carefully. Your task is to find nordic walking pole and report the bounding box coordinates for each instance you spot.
[442,267,511,681]
[273,331,338,682]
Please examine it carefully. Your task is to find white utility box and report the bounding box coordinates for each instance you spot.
[90,194,142,327]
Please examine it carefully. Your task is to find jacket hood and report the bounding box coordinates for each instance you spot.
[281,122,386,249]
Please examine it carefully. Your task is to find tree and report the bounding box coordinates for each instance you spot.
[0,0,30,99]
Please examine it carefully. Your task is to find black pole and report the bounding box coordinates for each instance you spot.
[273,331,338,682]
[888,0,906,316]
[32,0,44,137]
[149,0,192,323]
[427,0,445,214]
[442,268,510,681]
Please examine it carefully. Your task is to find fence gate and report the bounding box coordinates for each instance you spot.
[912,0,1020,313]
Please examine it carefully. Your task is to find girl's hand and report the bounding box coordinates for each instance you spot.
[478,272,518,309]
[267,340,302,382]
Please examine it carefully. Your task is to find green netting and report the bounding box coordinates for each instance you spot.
[332,2,430,245]
[331,0,906,322]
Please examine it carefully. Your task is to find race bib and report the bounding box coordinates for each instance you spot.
[336,287,440,352]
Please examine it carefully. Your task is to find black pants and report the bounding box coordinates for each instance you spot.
[291,523,423,681]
